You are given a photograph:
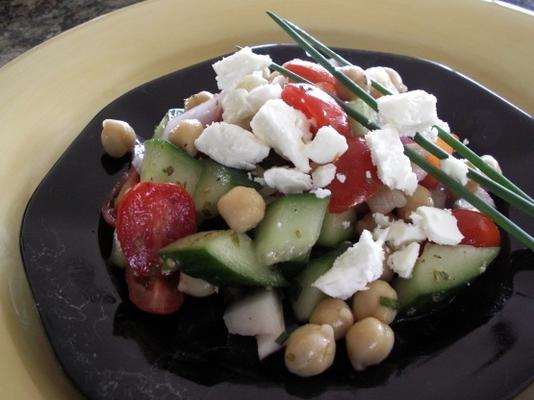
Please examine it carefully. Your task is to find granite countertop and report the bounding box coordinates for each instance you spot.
[1,0,534,67]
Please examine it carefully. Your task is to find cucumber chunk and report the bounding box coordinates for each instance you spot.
[140,139,203,195]
[290,244,349,321]
[348,99,378,136]
[193,159,260,219]
[394,244,500,313]
[159,230,288,287]
[317,208,357,247]
[109,230,126,268]
[255,194,328,266]
[153,108,183,139]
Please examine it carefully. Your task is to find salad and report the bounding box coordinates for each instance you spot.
[98,17,522,377]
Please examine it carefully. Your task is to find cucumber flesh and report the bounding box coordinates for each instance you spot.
[394,244,500,314]
[159,230,288,287]
[255,194,328,266]
[317,208,357,247]
[193,159,260,219]
[290,244,349,321]
[109,230,126,268]
[140,139,203,195]
[348,99,378,137]
[153,108,183,139]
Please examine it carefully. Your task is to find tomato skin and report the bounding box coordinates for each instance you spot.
[281,83,352,138]
[283,59,337,87]
[116,182,196,275]
[452,209,501,247]
[126,269,184,315]
[327,137,382,213]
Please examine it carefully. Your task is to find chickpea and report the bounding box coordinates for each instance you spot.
[178,273,217,297]
[309,298,354,340]
[352,280,398,324]
[184,90,213,110]
[217,186,266,233]
[367,66,407,98]
[346,317,394,371]
[100,119,136,158]
[481,154,502,174]
[168,119,203,157]
[397,185,433,221]
[285,324,336,377]
[335,65,370,101]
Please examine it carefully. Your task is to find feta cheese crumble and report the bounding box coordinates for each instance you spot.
[440,156,469,185]
[195,122,269,170]
[385,220,426,248]
[365,127,417,195]
[311,188,332,199]
[212,47,272,91]
[377,90,440,137]
[387,242,420,279]
[251,99,311,172]
[303,126,348,164]
[410,206,464,245]
[312,163,336,188]
[336,173,346,183]
[263,167,312,194]
[222,84,282,126]
[312,230,384,299]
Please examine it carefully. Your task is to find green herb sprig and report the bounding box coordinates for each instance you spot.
[266,11,534,251]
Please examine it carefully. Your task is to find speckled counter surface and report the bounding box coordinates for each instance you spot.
[1,0,534,67]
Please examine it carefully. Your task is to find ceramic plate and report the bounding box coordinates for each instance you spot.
[1,0,534,398]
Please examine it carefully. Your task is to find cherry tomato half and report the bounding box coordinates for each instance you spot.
[283,59,337,87]
[116,182,196,275]
[452,209,501,247]
[126,269,184,315]
[327,137,382,213]
[281,83,352,138]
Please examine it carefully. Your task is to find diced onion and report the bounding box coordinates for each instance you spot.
[163,95,222,139]
[367,187,407,214]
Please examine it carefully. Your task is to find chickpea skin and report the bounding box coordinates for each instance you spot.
[168,119,204,157]
[285,324,336,377]
[184,90,213,110]
[178,273,217,297]
[352,280,398,324]
[346,317,394,371]
[310,298,354,340]
[335,65,371,101]
[101,119,136,158]
[217,186,266,233]
[397,185,434,221]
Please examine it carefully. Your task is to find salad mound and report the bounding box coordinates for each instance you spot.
[100,45,502,377]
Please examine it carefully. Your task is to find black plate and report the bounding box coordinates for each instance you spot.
[20,45,534,400]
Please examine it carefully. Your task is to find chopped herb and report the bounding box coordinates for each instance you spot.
[230,231,240,247]
[433,270,450,282]
[379,296,400,310]
[275,330,290,345]
[163,166,174,176]
[295,229,302,238]
[433,254,442,259]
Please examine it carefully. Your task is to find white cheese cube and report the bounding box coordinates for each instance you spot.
[251,99,311,172]
[441,156,469,185]
[410,206,464,245]
[387,242,420,278]
[213,47,272,91]
[263,167,312,194]
[222,88,252,125]
[310,188,332,199]
[377,90,440,137]
[237,71,269,91]
[385,220,426,248]
[304,126,348,164]
[195,122,269,170]
[312,163,336,188]
[365,127,417,195]
[312,230,384,299]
